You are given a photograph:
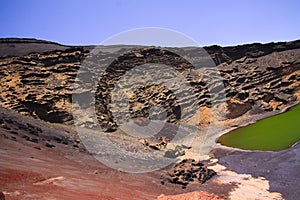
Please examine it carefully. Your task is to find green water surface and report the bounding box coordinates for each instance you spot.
[218,104,300,151]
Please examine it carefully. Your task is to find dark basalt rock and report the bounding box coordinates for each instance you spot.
[160,159,216,188]
[0,192,5,200]
[45,142,55,148]
[227,101,252,119]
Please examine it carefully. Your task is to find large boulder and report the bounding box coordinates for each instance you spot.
[160,159,216,188]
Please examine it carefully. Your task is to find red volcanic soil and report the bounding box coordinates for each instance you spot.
[0,107,227,200]
[0,133,224,200]
[157,191,223,200]
[0,131,169,200]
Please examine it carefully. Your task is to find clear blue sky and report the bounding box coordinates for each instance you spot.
[0,0,299,46]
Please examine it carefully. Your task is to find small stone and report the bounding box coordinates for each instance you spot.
[0,192,5,200]
[45,142,55,148]
[34,146,41,150]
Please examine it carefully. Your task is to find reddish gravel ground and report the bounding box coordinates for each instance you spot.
[0,126,227,200]
[157,191,223,200]
[0,135,164,200]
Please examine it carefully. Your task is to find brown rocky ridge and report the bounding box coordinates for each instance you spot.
[1,39,299,130]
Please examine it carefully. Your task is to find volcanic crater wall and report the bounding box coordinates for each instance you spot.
[0,39,300,131]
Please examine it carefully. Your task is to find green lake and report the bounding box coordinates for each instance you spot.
[217,104,300,151]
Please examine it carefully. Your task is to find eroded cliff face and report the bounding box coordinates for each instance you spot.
[0,47,84,124]
[0,39,299,131]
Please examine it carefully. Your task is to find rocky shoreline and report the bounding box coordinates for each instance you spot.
[215,100,300,151]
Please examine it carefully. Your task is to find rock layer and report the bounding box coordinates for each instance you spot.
[0,39,299,131]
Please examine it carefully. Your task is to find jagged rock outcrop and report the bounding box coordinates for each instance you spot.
[205,40,300,65]
[0,47,85,124]
[0,38,299,131]
[160,159,216,188]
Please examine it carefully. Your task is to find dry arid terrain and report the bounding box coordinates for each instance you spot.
[0,38,300,200]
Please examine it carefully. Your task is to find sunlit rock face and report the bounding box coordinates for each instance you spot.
[0,38,299,131]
